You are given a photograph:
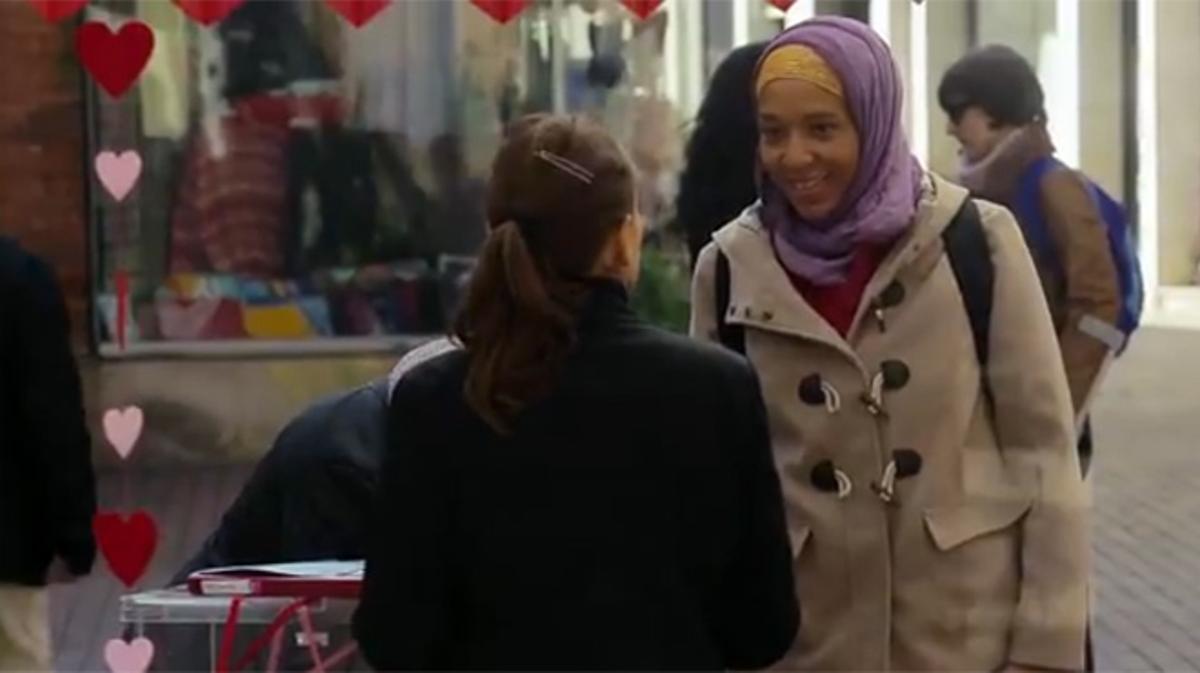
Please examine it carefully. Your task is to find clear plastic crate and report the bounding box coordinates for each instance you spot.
[119,589,363,672]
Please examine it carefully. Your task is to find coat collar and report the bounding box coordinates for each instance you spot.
[959,123,1055,203]
[576,277,639,333]
[712,173,970,356]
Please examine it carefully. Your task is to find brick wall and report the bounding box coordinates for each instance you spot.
[0,7,90,347]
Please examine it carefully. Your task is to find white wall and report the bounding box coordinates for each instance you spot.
[881,0,915,142]
[976,0,1052,61]
[1078,0,1124,197]
[901,0,1197,290]
[923,0,970,177]
[1152,0,1200,286]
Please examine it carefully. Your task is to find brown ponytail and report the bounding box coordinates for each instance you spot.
[453,114,635,434]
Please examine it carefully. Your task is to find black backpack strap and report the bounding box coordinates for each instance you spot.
[942,199,993,370]
[714,250,746,355]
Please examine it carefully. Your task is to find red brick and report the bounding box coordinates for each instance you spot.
[0,4,88,347]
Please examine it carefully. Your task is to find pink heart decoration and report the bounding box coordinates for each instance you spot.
[104,637,154,673]
[102,407,144,460]
[95,151,143,202]
[767,0,796,9]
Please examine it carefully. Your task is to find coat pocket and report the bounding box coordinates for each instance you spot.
[922,496,1033,551]
[918,495,1034,658]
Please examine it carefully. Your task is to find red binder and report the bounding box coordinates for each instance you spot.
[186,560,363,599]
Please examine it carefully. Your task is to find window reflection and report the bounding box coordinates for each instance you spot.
[90,0,713,348]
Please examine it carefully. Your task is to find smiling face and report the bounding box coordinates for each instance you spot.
[757,78,860,222]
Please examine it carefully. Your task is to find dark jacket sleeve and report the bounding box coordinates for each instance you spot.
[14,255,96,577]
[276,385,388,562]
[171,383,388,585]
[171,458,378,587]
[170,452,284,585]
[352,378,454,671]
[716,362,800,670]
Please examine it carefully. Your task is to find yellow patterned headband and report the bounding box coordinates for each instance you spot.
[755,45,844,99]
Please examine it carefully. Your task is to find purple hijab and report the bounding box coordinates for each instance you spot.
[756,17,924,286]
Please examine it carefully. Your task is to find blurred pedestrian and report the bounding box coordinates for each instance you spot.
[0,237,96,672]
[677,41,769,267]
[940,44,1130,477]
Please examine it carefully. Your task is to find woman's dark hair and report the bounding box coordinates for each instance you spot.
[453,114,635,434]
[938,44,1046,128]
[676,42,769,266]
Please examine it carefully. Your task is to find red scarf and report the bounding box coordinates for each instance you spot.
[780,242,891,338]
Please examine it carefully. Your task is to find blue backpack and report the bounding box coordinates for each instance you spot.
[1014,157,1144,353]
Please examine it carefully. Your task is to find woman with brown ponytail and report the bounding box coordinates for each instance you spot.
[352,114,798,671]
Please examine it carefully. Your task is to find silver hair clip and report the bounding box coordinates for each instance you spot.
[535,149,594,185]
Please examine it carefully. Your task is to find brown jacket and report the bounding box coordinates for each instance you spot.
[960,124,1121,414]
[689,174,1089,671]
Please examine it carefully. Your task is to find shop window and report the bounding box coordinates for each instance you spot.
[87,0,698,354]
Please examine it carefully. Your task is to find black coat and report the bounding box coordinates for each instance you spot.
[0,237,96,586]
[171,380,389,585]
[353,281,798,671]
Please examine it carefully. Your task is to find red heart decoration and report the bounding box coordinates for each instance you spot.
[768,0,797,10]
[172,0,244,26]
[115,270,130,351]
[621,0,664,20]
[470,0,530,24]
[93,511,158,588]
[26,0,88,22]
[324,0,392,27]
[76,21,155,99]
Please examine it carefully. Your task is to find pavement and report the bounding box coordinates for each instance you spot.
[1089,326,1200,671]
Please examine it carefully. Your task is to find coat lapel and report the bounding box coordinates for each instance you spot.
[714,207,860,364]
[714,175,972,355]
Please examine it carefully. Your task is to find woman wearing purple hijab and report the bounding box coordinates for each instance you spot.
[690,18,1088,672]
